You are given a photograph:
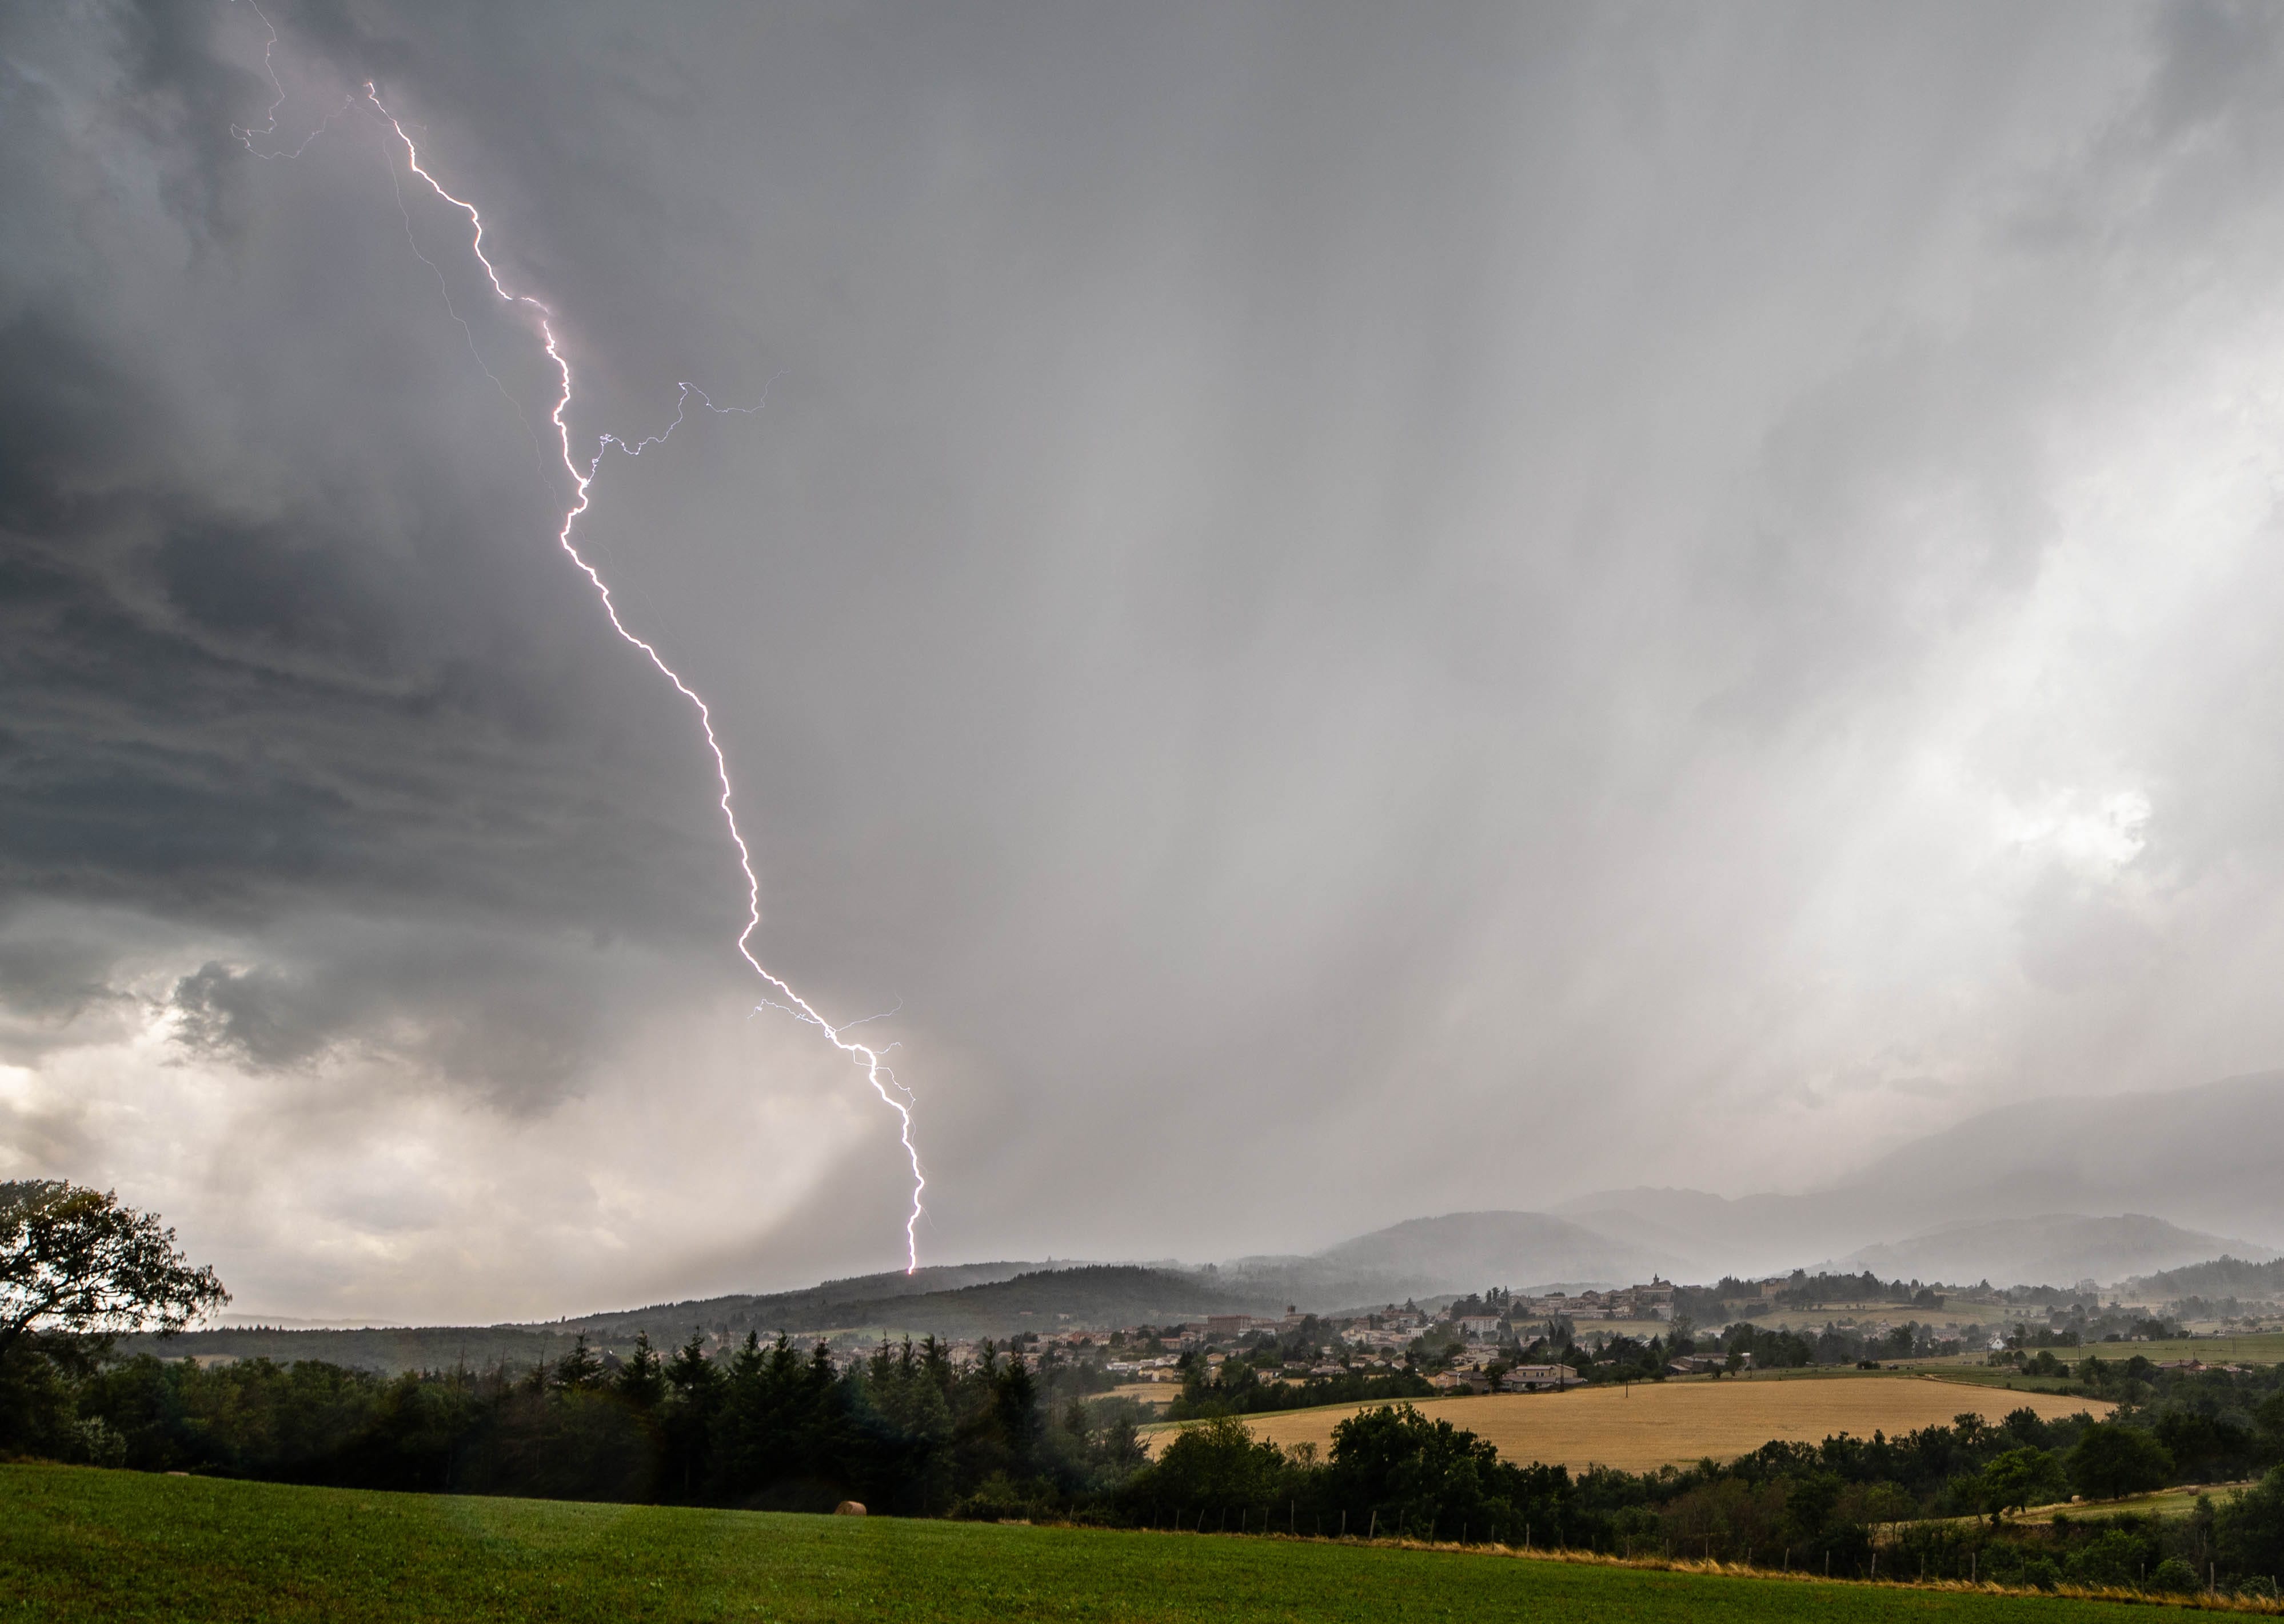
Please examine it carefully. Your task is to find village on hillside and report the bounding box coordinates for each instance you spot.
[768,1267,2277,1406]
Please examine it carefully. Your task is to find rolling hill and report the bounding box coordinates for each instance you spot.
[2119,1254,2284,1304]
[139,1265,1274,1374]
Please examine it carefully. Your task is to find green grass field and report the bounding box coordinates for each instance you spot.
[2066,1334,2284,1366]
[0,1463,2237,1623]
[2010,1482,2261,1525]
[1904,1334,2284,1386]
[1904,1368,2094,1396]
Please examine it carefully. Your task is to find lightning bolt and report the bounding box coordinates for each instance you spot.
[362,87,928,1271]
[227,0,927,1271]
[228,0,348,159]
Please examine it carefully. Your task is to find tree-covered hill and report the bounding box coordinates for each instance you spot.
[129,1265,1273,1374]
[2121,1255,2284,1304]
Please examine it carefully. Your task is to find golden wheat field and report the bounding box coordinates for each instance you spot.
[1145,1375,2111,1473]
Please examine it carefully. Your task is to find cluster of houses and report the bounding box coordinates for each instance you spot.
[1508,1280,1676,1323]
[1427,1362,1582,1394]
[1078,1281,1694,1391]
[809,1278,1696,1382]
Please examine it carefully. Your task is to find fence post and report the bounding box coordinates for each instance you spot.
[1369,1509,1377,1540]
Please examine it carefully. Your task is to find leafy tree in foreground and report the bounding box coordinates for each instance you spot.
[1,1181,228,1458]
[0,1182,229,1352]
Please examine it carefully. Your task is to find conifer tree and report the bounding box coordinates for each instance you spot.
[616,1331,664,1409]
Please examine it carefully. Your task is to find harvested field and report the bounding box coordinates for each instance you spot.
[1145,1375,2109,1473]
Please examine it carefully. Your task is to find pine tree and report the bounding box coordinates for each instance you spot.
[660,1328,722,1499]
[616,1330,665,1409]
[553,1334,604,1391]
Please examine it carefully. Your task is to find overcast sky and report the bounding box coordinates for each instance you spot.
[7,0,2284,1322]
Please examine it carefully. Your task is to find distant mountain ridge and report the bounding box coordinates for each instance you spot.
[1217,1210,1687,1308]
[1556,1070,2284,1278]
[1836,1214,2274,1287]
[1822,1071,2284,1242]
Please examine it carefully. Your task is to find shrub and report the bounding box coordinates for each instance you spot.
[2149,1557,2200,1594]
[2061,1528,2148,1589]
[951,1471,1044,1522]
[2215,1467,2284,1578]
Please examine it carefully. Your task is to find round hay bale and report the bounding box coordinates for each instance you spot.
[833,1500,867,1517]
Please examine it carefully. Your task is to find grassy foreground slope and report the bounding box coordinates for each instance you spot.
[1,1465,2194,1624]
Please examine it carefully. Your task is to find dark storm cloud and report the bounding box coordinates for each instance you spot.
[11,0,2284,1317]
[0,0,749,1109]
[166,922,657,1100]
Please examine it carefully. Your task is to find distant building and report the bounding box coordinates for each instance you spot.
[1430,1370,1494,1394]
[1456,1315,1503,1340]
[1206,1315,1252,1339]
[1500,1364,1581,1392]
[1624,1280,1676,1318]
